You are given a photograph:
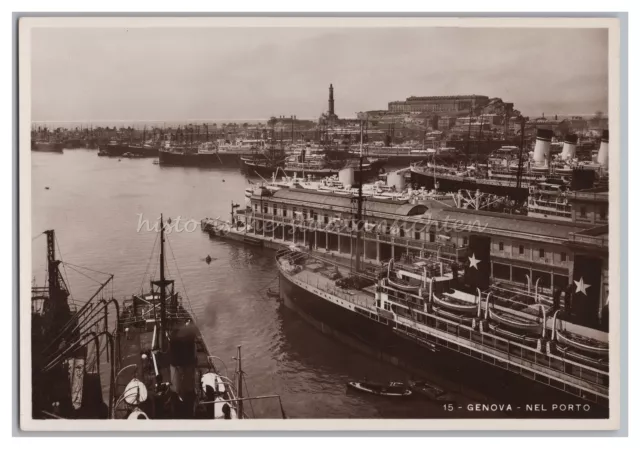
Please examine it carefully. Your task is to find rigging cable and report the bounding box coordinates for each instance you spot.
[242,375,257,419]
[139,231,160,294]
[165,234,196,318]
[63,263,107,286]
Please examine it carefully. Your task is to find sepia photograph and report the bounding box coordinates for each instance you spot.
[17,16,622,431]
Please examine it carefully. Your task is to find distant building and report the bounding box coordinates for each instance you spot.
[437,116,457,130]
[388,95,490,114]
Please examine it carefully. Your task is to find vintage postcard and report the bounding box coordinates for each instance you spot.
[18,16,622,431]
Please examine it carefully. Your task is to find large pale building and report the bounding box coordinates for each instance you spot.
[388,95,490,114]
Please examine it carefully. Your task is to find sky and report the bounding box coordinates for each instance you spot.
[30,26,609,122]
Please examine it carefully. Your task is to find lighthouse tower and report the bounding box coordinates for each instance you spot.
[328,84,335,117]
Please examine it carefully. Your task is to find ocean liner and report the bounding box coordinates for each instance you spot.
[410,129,609,202]
[266,129,609,415]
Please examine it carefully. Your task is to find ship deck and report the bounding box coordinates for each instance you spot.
[287,259,378,311]
[114,306,217,419]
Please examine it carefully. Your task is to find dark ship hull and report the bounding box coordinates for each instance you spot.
[99,143,130,157]
[63,138,84,149]
[242,159,285,177]
[159,149,245,167]
[278,271,606,418]
[410,169,530,202]
[126,145,160,157]
[32,141,64,153]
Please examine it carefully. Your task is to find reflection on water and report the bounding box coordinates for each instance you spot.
[32,149,483,419]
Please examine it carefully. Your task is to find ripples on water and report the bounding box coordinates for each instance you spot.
[31,149,486,419]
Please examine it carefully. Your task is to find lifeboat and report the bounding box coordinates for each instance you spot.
[432,291,477,314]
[556,329,609,357]
[488,309,542,334]
[386,276,421,293]
[432,305,474,324]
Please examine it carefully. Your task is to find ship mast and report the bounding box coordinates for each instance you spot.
[158,215,168,351]
[516,118,526,189]
[354,119,364,274]
[236,346,244,419]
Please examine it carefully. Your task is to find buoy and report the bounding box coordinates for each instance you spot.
[45,187,50,190]
[222,179,225,182]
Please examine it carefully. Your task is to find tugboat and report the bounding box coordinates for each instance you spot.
[113,215,287,419]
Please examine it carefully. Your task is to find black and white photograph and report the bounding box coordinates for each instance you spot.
[18,16,622,431]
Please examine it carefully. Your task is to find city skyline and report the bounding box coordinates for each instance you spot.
[31,26,609,122]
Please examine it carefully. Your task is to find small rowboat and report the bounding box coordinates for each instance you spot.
[556,329,608,357]
[347,381,412,397]
[407,380,454,402]
[266,288,280,299]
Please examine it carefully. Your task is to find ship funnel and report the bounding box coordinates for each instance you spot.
[532,128,553,164]
[597,129,609,168]
[169,322,197,417]
[386,170,406,191]
[338,167,355,187]
[561,134,578,161]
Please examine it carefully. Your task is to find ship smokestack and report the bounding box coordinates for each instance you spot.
[338,167,355,187]
[386,170,406,191]
[597,129,609,168]
[561,134,578,161]
[532,128,553,165]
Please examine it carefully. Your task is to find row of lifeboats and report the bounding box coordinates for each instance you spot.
[431,290,608,358]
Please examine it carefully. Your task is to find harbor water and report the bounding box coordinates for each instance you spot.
[32,149,500,419]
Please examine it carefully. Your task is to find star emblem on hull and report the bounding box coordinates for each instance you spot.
[468,253,481,270]
[574,277,591,295]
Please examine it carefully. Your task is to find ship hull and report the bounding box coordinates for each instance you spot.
[159,150,245,167]
[242,161,284,177]
[126,145,159,157]
[63,138,84,149]
[278,271,607,418]
[101,144,130,157]
[410,169,529,202]
[32,142,64,153]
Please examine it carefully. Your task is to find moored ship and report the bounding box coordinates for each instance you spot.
[159,139,266,167]
[256,141,610,414]
[33,140,64,153]
[410,129,609,202]
[98,139,130,157]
